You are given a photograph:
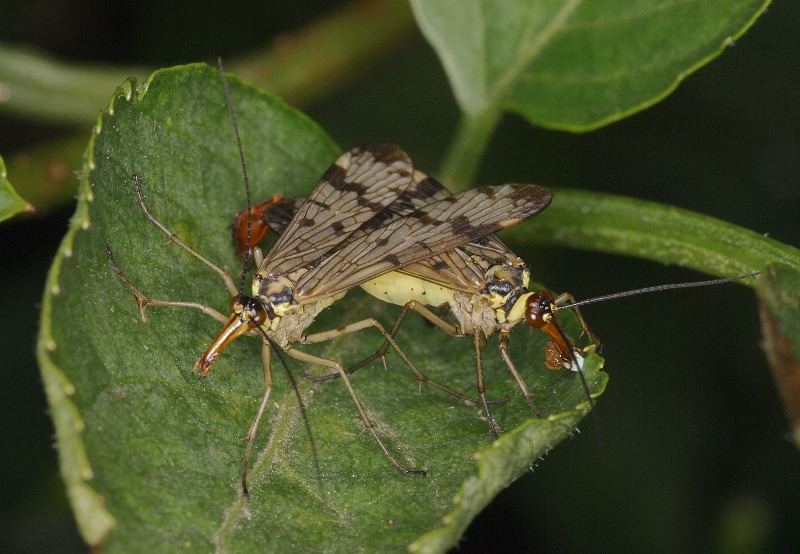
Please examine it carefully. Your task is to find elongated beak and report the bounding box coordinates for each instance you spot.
[193,312,252,377]
[524,290,576,370]
[537,318,574,370]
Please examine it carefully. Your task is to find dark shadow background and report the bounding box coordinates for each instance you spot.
[1,1,797,552]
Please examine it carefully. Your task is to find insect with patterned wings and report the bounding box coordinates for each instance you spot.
[108,143,552,493]
[233,168,595,438]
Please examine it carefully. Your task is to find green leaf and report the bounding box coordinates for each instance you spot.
[38,64,605,552]
[3,135,87,212]
[412,0,772,189]
[0,155,33,222]
[412,0,771,131]
[0,43,149,125]
[514,189,800,278]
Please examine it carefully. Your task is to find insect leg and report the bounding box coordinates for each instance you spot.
[283,342,426,476]
[132,174,238,296]
[553,291,602,353]
[304,309,490,405]
[240,340,273,497]
[308,299,457,380]
[369,302,508,429]
[473,330,501,438]
[106,245,229,324]
[377,303,508,430]
[498,331,542,418]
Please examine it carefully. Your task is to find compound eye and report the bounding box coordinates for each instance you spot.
[248,299,268,326]
[539,297,554,321]
[229,295,268,327]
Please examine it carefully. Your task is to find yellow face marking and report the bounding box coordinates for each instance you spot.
[503,291,534,325]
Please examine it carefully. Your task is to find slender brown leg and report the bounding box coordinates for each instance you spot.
[498,331,541,419]
[284,342,426,477]
[241,341,273,497]
[553,291,601,352]
[106,245,229,324]
[131,174,239,296]
[304,307,486,404]
[473,331,500,438]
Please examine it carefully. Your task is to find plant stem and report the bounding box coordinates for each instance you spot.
[232,0,416,108]
[0,0,415,126]
[438,108,502,192]
[0,45,149,125]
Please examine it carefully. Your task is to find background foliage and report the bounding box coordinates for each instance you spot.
[1,1,798,552]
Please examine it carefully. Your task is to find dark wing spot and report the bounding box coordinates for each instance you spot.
[416,176,446,197]
[330,221,345,234]
[509,185,552,208]
[336,180,366,193]
[362,144,407,165]
[361,217,387,232]
[383,253,401,266]
[417,213,436,225]
[263,198,301,233]
[321,163,347,187]
[450,215,473,235]
[357,198,386,210]
[470,224,496,238]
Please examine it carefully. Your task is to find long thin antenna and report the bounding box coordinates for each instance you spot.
[560,271,761,310]
[217,57,253,296]
[216,61,325,499]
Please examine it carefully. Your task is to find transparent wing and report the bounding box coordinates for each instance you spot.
[262,171,529,293]
[261,170,448,237]
[295,184,551,300]
[384,172,527,292]
[261,144,413,276]
[405,236,525,292]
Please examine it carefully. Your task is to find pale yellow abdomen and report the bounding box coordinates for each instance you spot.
[361,271,454,307]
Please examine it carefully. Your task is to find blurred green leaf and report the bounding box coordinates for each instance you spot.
[38,64,605,553]
[515,189,800,278]
[4,136,87,213]
[412,0,772,188]
[412,0,770,131]
[0,155,33,221]
[0,44,148,125]
[0,0,416,126]
[0,0,416,215]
